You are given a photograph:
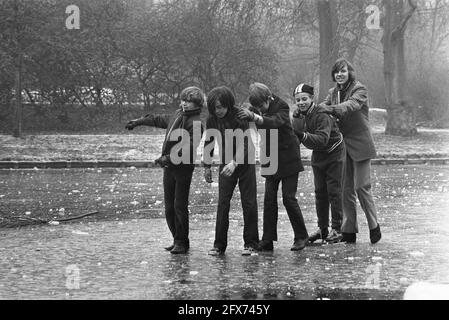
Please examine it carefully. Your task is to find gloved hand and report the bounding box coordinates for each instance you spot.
[154,155,171,168]
[125,119,141,130]
[204,167,213,183]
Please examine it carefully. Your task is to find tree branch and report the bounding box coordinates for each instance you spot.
[393,0,418,37]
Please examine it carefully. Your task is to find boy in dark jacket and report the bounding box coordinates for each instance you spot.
[237,82,309,252]
[203,86,259,256]
[125,86,205,254]
[291,83,345,243]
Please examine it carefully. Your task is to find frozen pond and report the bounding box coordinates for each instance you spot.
[0,165,448,299]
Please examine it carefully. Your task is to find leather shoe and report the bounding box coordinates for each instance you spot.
[341,232,356,243]
[165,241,189,251]
[291,238,307,251]
[370,224,382,244]
[257,240,274,251]
[170,244,188,254]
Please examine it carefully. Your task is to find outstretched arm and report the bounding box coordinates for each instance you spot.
[126,114,171,130]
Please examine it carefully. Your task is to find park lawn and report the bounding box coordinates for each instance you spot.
[0,127,449,161]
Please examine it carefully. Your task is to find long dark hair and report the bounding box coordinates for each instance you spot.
[206,86,235,116]
[331,58,356,83]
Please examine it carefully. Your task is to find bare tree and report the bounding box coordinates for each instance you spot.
[382,0,418,136]
[317,0,339,102]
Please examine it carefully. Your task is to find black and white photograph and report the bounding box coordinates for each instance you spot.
[0,0,449,307]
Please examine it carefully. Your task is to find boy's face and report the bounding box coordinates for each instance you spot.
[214,101,228,119]
[180,100,197,112]
[334,65,349,85]
[295,93,313,113]
[252,100,269,113]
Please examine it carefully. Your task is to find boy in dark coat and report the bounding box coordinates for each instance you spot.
[125,86,205,254]
[291,83,345,244]
[203,86,259,256]
[237,82,309,251]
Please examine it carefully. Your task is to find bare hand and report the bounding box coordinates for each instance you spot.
[221,161,237,177]
[125,119,139,130]
[237,108,254,120]
[318,103,332,112]
[292,107,302,118]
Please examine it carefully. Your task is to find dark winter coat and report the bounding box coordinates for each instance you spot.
[291,103,343,154]
[139,109,203,168]
[204,107,253,167]
[253,95,304,179]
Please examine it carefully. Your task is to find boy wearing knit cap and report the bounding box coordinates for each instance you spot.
[292,83,345,244]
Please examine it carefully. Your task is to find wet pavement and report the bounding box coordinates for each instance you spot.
[0,165,449,299]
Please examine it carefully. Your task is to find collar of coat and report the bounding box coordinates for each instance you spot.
[306,102,316,116]
[337,79,356,94]
[265,95,278,115]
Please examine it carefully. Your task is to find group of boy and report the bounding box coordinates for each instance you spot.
[125,68,381,255]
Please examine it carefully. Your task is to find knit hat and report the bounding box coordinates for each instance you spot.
[293,83,314,96]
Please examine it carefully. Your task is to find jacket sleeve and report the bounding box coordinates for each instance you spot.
[302,114,332,150]
[257,102,290,129]
[321,89,333,106]
[329,85,367,118]
[292,117,306,138]
[139,114,171,129]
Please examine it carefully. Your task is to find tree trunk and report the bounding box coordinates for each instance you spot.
[383,0,417,136]
[317,0,339,102]
[13,53,23,138]
[143,92,151,112]
[95,87,104,107]
[12,0,23,138]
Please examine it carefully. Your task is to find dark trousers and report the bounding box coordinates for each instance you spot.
[262,172,308,242]
[214,164,259,251]
[311,145,345,231]
[163,166,194,247]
